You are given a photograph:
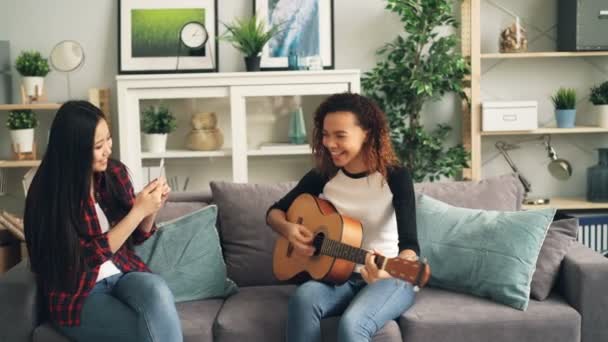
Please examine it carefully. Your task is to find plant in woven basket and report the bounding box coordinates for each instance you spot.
[362,0,470,182]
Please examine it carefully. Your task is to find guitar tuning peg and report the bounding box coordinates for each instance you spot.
[413,285,420,293]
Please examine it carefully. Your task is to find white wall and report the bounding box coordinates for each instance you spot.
[3,0,602,207]
[0,0,408,211]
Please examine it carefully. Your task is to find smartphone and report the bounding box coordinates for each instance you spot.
[158,158,165,180]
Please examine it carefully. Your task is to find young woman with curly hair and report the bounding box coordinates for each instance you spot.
[267,93,419,342]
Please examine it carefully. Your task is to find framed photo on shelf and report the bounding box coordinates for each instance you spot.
[254,0,334,70]
[118,0,218,74]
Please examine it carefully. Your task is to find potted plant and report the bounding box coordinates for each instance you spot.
[551,87,577,128]
[141,106,177,153]
[589,81,608,128]
[7,110,38,153]
[221,15,282,71]
[361,0,470,182]
[15,51,50,98]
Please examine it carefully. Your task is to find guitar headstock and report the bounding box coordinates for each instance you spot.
[384,257,431,288]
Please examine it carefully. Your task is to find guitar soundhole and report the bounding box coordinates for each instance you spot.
[312,232,325,256]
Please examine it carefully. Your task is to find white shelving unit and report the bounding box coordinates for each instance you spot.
[116,70,360,190]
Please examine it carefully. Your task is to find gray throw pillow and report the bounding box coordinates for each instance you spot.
[210,181,297,287]
[156,201,208,224]
[414,173,524,211]
[530,218,578,300]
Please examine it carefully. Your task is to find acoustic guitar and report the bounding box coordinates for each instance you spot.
[272,194,431,288]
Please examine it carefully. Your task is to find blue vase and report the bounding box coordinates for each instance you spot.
[288,48,299,70]
[587,148,608,202]
[288,107,307,144]
[555,109,576,128]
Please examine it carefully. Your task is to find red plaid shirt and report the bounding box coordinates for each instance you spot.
[46,159,156,327]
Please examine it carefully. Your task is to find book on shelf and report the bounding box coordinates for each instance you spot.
[258,142,311,151]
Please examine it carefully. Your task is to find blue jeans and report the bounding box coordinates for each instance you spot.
[287,275,416,342]
[55,272,183,342]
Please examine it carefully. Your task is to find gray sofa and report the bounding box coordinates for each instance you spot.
[1,174,607,342]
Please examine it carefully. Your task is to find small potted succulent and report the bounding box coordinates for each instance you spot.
[141,105,177,153]
[221,15,282,71]
[589,81,608,128]
[7,110,38,153]
[15,51,51,98]
[551,87,577,128]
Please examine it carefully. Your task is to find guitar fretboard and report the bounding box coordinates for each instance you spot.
[319,238,385,268]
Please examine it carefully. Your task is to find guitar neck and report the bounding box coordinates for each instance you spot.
[319,238,385,269]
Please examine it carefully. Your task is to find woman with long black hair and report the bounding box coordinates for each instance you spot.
[24,101,182,341]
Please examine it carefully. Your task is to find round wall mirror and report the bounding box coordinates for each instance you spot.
[49,40,84,72]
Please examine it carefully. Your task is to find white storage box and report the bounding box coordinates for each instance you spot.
[482,101,538,131]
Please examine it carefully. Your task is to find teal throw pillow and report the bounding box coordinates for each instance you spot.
[416,195,555,310]
[135,205,238,302]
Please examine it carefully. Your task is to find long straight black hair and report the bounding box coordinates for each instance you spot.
[24,101,126,291]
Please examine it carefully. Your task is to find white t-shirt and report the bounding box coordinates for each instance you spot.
[269,166,419,272]
[94,203,121,282]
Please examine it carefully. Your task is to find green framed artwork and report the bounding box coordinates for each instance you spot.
[119,0,217,74]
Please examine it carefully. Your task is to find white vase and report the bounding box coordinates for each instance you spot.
[144,133,167,153]
[22,77,44,97]
[10,128,35,153]
[596,104,608,128]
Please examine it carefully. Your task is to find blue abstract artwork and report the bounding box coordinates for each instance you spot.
[268,0,320,58]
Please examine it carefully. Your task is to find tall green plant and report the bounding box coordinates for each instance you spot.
[362,0,470,182]
[221,15,282,57]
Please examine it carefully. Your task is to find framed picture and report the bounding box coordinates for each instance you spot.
[118,0,218,74]
[254,0,334,70]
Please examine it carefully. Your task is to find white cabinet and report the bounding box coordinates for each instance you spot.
[116,70,360,191]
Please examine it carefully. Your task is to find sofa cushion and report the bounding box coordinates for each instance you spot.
[213,285,402,342]
[33,323,70,342]
[416,194,555,310]
[400,287,581,342]
[414,173,524,211]
[320,317,402,342]
[531,217,578,300]
[177,299,224,342]
[210,181,296,287]
[135,205,237,302]
[155,201,208,224]
[30,300,226,342]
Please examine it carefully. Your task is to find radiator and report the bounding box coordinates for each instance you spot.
[577,217,608,254]
[563,212,608,255]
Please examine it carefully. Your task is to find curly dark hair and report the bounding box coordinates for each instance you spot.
[312,92,399,179]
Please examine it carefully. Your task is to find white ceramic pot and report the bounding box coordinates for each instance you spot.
[596,104,608,128]
[10,128,35,153]
[22,77,44,97]
[144,133,167,153]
